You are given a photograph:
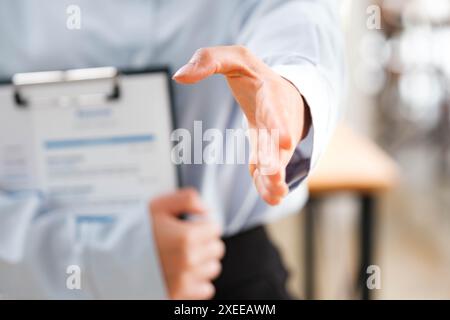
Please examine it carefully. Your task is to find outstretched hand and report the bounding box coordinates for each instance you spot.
[173,46,310,205]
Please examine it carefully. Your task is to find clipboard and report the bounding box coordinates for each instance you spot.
[0,67,180,212]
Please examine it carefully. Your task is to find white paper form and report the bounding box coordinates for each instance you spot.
[0,71,178,213]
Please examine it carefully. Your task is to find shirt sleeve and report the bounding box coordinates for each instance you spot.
[0,192,167,299]
[235,0,345,188]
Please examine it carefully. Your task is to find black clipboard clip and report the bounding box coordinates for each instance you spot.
[12,67,121,108]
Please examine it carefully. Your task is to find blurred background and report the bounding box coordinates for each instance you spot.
[268,0,450,299]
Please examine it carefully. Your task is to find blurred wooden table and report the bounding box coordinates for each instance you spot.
[304,125,398,300]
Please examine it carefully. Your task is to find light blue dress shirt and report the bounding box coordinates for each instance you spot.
[0,0,344,298]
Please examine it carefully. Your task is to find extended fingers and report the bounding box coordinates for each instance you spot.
[253,169,288,206]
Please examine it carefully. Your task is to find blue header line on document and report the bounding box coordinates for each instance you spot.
[44,134,155,150]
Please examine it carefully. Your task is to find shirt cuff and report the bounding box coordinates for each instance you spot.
[272,63,335,188]
[285,126,313,190]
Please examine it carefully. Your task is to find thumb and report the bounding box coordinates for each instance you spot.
[150,188,208,217]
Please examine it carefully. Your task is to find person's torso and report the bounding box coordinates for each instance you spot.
[0,0,304,233]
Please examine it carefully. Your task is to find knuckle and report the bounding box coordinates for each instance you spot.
[217,240,226,258]
[183,251,197,269]
[182,188,198,203]
[178,236,197,267]
[209,222,221,237]
[235,45,250,57]
[203,283,216,299]
[194,47,211,63]
[210,261,222,279]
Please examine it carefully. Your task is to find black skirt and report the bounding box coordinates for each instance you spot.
[213,225,293,300]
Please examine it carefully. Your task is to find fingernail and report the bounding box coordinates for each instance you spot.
[173,63,193,79]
